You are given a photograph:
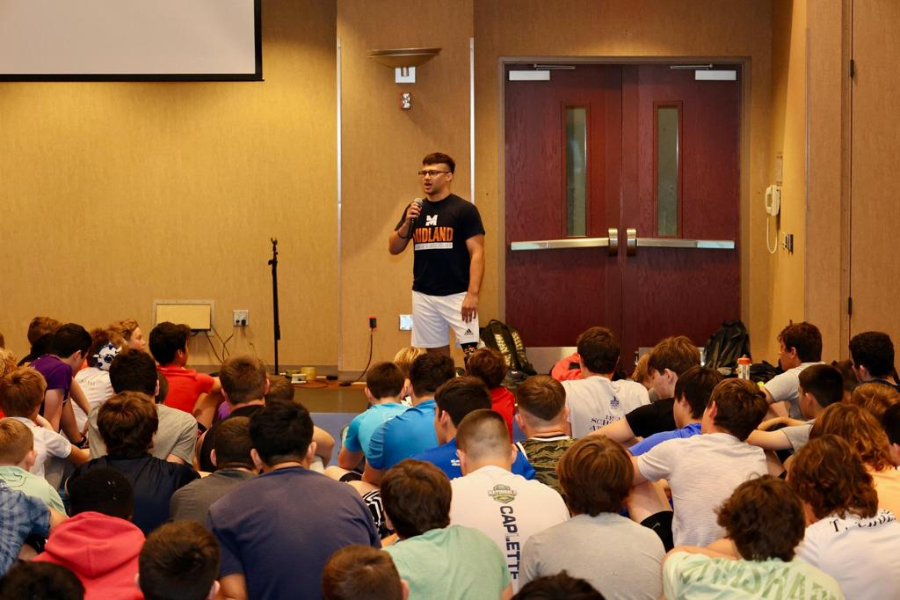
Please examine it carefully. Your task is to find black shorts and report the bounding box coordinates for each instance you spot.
[640,511,674,552]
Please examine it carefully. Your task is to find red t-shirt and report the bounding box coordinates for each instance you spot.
[158,365,214,415]
[491,387,515,438]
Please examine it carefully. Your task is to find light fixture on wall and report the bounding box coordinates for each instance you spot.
[369,47,441,110]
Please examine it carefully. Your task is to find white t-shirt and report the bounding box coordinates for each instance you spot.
[73,367,114,431]
[563,376,650,438]
[450,465,569,591]
[10,416,71,479]
[637,433,767,547]
[797,509,900,600]
[763,362,823,418]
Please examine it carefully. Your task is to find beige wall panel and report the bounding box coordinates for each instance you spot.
[0,0,338,368]
[337,0,474,370]
[806,1,847,361]
[472,0,774,356]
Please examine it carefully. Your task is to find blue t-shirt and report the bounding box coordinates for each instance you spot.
[344,403,409,457]
[209,467,380,600]
[413,439,537,480]
[367,399,439,470]
[628,422,702,457]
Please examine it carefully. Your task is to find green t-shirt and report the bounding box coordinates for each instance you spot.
[663,552,844,599]
[0,466,64,513]
[385,525,511,600]
[517,436,574,494]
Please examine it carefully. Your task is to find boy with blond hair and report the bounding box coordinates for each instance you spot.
[0,419,64,512]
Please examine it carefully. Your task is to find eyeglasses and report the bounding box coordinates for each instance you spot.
[417,170,450,177]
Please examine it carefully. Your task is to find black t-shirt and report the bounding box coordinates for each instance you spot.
[625,398,677,438]
[198,404,263,472]
[394,194,485,296]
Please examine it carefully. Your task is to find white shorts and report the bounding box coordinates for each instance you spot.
[411,291,480,349]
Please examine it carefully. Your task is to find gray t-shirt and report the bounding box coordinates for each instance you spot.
[88,403,197,463]
[170,469,254,526]
[521,513,664,600]
[782,421,814,451]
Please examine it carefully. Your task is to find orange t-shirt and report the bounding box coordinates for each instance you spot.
[157,365,214,415]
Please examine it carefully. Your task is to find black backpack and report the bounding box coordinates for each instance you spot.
[479,319,537,376]
[704,319,752,372]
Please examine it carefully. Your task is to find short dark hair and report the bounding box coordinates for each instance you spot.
[322,546,404,600]
[798,364,844,408]
[466,348,508,389]
[434,376,491,427]
[557,436,632,516]
[455,409,510,461]
[884,402,900,446]
[139,521,220,600]
[647,336,700,377]
[717,475,805,562]
[422,152,455,173]
[0,562,84,600]
[789,434,879,522]
[674,366,723,418]
[249,400,313,465]
[365,362,405,400]
[778,322,823,363]
[97,392,158,457]
[265,375,295,403]
[513,571,606,600]
[110,350,158,396]
[408,353,456,398]
[516,376,567,422]
[219,355,267,405]
[68,467,134,519]
[149,322,191,366]
[850,331,896,379]
[709,379,767,441]
[51,323,92,359]
[213,417,254,469]
[576,327,620,374]
[380,459,451,539]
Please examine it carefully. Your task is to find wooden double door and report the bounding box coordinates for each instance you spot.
[505,64,741,360]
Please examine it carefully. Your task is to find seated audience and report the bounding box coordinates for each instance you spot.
[209,400,378,600]
[808,403,900,516]
[663,476,842,599]
[882,402,900,465]
[0,478,64,575]
[90,349,197,465]
[72,392,199,534]
[847,381,900,422]
[628,366,722,457]
[0,367,88,480]
[513,375,574,492]
[762,322,824,418]
[73,329,118,431]
[108,318,147,352]
[0,561,84,600]
[17,316,62,366]
[35,468,144,600]
[338,362,408,472]
[515,571,606,600]
[849,331,900,391]
[414,377,534,479]
[592,335,700,444]
[450,410,566,590]
[631,379,768,549]
[381,459,512,600]
[0,419,64,512]
[139,521,219,600]
[563,327,649,437]
[521,436,664,600]
[322,545,408,600]
[364,353,456,484]
[171,417,255,525]
[30,323,92,442]
[789,434,900,599]
[747,363,844,456]
[466,348,515,436]
[148,322,220,417]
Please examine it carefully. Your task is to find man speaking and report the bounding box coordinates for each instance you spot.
[389,152,485,358]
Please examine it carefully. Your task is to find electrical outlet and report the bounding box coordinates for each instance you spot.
[233,310,249,327]
[782,232,794,254]
[369,315,378,330]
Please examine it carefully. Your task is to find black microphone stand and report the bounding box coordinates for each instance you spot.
[268,238,281,374]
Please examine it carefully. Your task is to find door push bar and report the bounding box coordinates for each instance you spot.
[510,229,734,255]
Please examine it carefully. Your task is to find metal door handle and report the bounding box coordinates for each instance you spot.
[636,238,735,250]
[608,228,618,256]
[510,237,610,251]
[626,228,637,256]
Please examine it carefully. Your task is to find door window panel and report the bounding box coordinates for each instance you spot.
[566,106,588,236]
[656,104,680,236]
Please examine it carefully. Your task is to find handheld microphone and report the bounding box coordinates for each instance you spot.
[408,198,424,229]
